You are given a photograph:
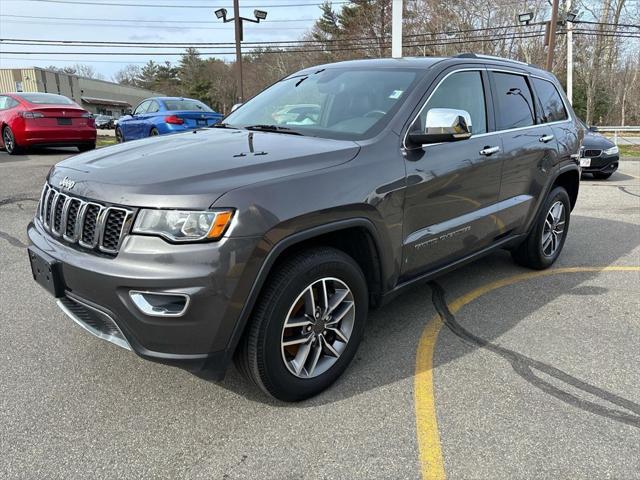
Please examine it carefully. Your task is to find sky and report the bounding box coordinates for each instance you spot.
[0,0,336,80]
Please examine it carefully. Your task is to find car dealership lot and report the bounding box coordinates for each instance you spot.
[1,149,639,479]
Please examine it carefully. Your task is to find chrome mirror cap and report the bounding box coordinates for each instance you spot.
[408,108,473,146]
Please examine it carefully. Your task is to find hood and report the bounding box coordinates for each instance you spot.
[582,130,614,149]
[48,128,360,209]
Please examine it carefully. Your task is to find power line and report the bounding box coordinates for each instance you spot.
[0,14,318,23]
[2,0,346,8]
[0,23,550,46]
[1,19,310,30]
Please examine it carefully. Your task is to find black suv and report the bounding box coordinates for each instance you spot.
[28,55,582,401]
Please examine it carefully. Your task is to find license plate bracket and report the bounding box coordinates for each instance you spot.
[580,157,591,167]
[197,119,207,126]
[57,118,72,126]
[28,247,65,297]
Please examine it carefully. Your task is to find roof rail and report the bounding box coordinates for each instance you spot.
[455,53,530,66]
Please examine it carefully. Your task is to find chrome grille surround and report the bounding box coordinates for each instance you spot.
[583,149,602,158]
[38,183,134,255]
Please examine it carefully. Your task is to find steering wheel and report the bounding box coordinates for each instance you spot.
[363,110,386,119]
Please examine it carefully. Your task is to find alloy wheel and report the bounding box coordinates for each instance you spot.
[115,128,123,143]
[280,277,355,379]
[542,200,565,257]
[3,128,14,152]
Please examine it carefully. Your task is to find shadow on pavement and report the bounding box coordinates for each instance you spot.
[214,214,639,406]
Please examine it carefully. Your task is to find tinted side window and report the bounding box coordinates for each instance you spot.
[147,101,160,113]
[418,71,487,134]
[134,101,150,115]
[532,78,568,123]
[492,72,535,130]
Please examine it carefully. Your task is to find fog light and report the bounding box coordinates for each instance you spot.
[129,291,190,317]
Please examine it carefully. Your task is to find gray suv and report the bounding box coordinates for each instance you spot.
[27,54,582,401]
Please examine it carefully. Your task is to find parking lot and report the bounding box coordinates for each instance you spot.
[1,149,639,479]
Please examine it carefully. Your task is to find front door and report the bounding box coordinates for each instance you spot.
[401,68,502,278]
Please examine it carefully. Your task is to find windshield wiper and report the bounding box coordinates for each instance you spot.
[243,124,304,136]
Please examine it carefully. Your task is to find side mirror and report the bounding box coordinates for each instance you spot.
[124,108,133,116]
[231,103,242,113]
[588,125,599,133]
[408,108,472,146]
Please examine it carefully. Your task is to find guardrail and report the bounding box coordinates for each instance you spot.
[594,126,640,146]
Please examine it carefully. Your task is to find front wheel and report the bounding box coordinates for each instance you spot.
[115,127,124,143]
[511,186,571,270]
[235,247,368,401]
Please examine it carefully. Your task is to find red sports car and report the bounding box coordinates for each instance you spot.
[0,92,96,155]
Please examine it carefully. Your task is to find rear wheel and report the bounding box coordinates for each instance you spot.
[2,126,22,155]
[235,247,368,401]
[511,186,571,270]
[592,171,613,180]
[115,127,124,143]
[149,127,159,137]
[77,143,96,152]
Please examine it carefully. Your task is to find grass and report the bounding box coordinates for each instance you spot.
[97,136,117,148]
[618,144,640,158]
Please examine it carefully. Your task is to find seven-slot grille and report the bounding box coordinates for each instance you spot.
[583,149,602,158]
[38,183,133,254]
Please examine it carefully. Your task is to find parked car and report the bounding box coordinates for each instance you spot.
[28,55,581,401]
[0,92,96,155]
[94,114,115,130]
[577,119,619,179]
[115,97,223,142]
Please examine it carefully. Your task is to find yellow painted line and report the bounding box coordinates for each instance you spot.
[414,265,640,480]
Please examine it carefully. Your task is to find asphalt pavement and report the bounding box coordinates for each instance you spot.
[1,147,638,479]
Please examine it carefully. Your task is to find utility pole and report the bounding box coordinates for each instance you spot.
[214,3,268,104]
[546,0,560,71]
[391,0,403,58]
[566,0,573,103]
[233,0,243,103]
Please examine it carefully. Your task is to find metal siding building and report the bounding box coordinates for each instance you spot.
[0,67,163,117]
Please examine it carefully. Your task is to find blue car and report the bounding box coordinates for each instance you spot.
[115,97,223,142]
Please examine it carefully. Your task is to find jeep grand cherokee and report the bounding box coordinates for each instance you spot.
[28,54,582,401]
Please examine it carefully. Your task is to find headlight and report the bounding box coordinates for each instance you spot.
[603,146,618,155]
[133,209,234,242]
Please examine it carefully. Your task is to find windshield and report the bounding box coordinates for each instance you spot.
[224,68,420,140]
[17,93,75,105]
[163,99,213,112]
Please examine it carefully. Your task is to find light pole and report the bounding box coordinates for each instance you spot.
[391,0,403,58]
[565,6,580,104]
[215,2,268,104]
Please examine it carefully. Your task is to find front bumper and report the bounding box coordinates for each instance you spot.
[28,218,262,374]
[581,153,619,173]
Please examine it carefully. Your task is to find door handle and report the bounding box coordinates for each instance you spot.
[479,146,500,156]
[539,134,555,143]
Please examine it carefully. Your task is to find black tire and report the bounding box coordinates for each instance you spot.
[592,171,613,180]
[511,186,571,270]
[149,127,159,137]
[235,247,368,401]
[2,126,22,155]
[77,143,96,152]
[115,127,124,143]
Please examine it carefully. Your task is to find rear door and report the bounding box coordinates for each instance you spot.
[488,69,559,234]
[530,76,577,169]
[401,67,503,277]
